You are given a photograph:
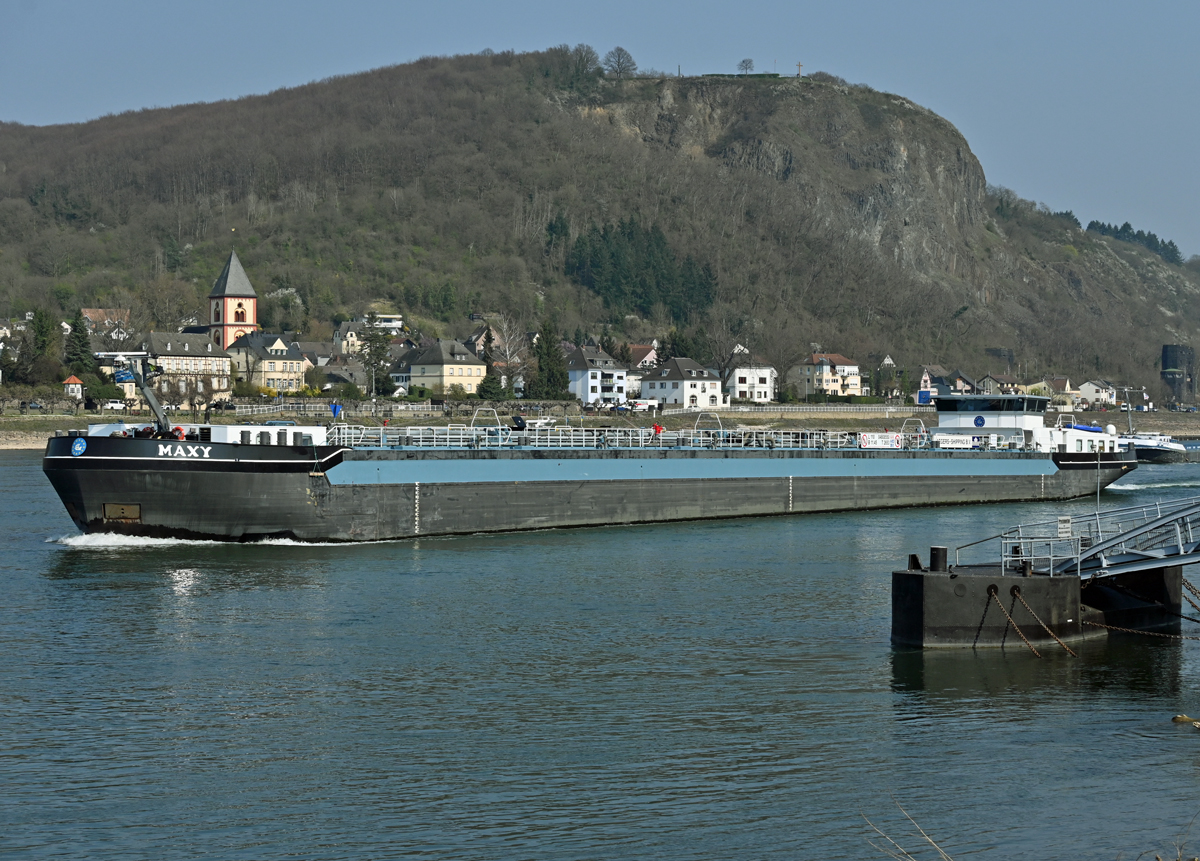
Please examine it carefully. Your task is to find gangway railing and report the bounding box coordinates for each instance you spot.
[954,495,1200,578]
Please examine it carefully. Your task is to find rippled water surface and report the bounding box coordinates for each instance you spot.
[4,450,1200,859]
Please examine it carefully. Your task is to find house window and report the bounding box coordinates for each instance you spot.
[590,386,597,393]
[758,377,766,385]
[672,382,679,389]
[690,383,697,389]
[710,396,717,405]
[738,376,746,384]
[268,362,276,371]
[689,395,697,406]
[591,372,598,379]
[739,391,747,398]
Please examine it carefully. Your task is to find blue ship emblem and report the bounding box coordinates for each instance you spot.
[973,415,985,428]
[70,437,88,457]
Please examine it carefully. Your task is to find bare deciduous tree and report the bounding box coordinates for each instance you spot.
[602,47,637,80]
[738,58,754,75]
[490,312,530,392]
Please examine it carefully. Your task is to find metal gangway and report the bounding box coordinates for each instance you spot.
[955,496,1200,579]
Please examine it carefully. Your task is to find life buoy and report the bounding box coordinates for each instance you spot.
[173,426,185,440]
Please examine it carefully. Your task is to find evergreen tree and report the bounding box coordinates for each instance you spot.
[573,326,584,347]
[566,218,716,321]
[616,342,634,366]
[65,309,95,373]
[360,311,393,396]
[476,328,505,400]
[599,326,615,356]
[530,316,570,398]
[30,308,58,358]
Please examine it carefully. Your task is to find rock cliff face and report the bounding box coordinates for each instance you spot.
[590,78,989,280]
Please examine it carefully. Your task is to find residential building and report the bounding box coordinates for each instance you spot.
[802,353,862,397]
[227,332,305,393]
[643,357,727,408]
[566,345,627,404]
[915,365,974,401]
[730,348,778,403]
[1043,375,1076,402]
[208,250,259,350]
[323,354,369,392]
[409,339,487,395]
[1078,380,1117,406]
[62,375,84,399]
[333,320,365,354]
[977,374,1021,395]
[81,308,133,348]
[628,344,659,369]
[144,333,233,407]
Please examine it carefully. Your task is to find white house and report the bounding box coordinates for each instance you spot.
[566,345,627,404]
[729,347,777,402]
[643,357,728,408]
[62,374,84,399]
[1078,379,1117,406]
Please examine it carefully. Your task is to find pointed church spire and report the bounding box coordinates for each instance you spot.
[209,249,257,298]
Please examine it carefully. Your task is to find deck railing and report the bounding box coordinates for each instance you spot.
[327,424,942,452]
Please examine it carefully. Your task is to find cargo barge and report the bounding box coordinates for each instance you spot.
[42,374,1136,542]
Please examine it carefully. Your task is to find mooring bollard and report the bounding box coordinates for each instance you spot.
[930,546,948,572]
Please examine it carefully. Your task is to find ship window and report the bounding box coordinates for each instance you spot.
[1076,440,1083,452]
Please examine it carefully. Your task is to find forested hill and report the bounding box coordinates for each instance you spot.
[1,45,1198,391]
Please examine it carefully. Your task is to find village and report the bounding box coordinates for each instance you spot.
[1,251,1193,418]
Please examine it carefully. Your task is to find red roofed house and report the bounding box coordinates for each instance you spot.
[62,375,84,399]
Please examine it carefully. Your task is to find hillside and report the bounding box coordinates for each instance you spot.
[1,46,1197,395]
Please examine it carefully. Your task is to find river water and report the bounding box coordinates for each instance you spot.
[3,449,1200,859]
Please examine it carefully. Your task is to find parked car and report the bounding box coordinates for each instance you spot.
[27,401,43,410]
[103,400,125,410]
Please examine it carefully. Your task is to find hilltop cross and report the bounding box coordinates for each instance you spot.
[796,62,803,77]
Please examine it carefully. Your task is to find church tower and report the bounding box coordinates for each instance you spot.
[209,250,258,349]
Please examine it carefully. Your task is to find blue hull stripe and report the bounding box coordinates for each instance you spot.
[326,451,1058,485]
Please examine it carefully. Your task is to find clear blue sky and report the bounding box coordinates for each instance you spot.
[2,0,1197,256]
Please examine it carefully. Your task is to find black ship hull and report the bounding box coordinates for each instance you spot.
[42,435,1137,543]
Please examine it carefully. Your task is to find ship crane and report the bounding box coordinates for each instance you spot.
[95,351,173,436]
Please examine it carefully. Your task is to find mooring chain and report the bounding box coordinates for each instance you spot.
[1184,578,1200,614]
[1013,590,1078,657]
[971,596,992,650]
[1106,581,1200,626]
[990,589,1042,658]
[1083,620,1200,641]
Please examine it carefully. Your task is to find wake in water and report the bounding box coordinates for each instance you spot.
[1109,480,1200,491]
[48,533,350,549]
